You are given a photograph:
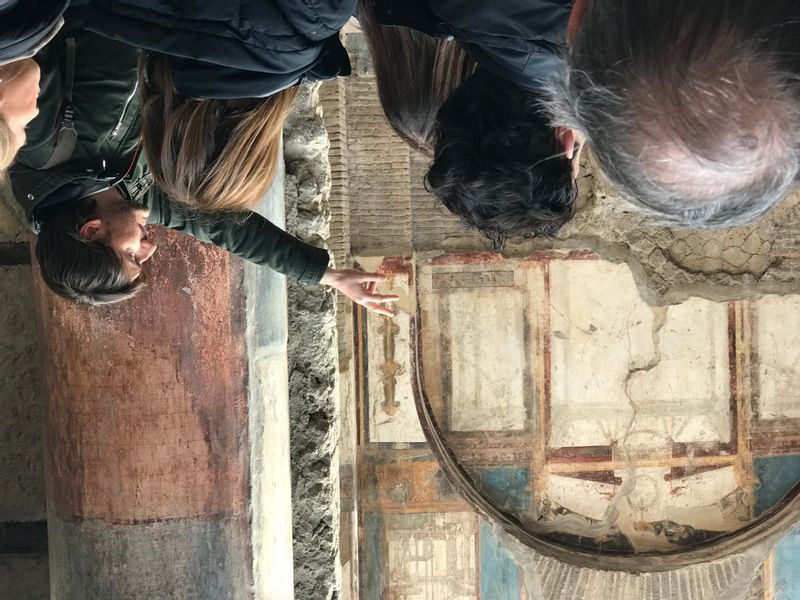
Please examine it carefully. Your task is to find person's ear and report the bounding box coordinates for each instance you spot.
[78,218,103,241]
[556,127,577,159]
[567,0,588,46]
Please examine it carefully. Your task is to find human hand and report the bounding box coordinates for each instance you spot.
[320,268,400,317]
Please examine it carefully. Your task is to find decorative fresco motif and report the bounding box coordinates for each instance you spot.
[352,253,800,598]
[413,252,761,553]
[356,257,426,446]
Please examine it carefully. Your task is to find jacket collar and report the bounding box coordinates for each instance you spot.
[8,161,114,231]
[0,0,68,65]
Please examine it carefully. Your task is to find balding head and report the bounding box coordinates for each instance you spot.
[549,0,800,228]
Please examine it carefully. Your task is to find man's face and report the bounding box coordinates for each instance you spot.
[79,189,158,281]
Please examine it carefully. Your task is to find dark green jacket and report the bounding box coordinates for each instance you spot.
[8,3,329,285]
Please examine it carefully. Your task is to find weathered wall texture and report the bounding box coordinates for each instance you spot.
[284,85,342,600]
[0,266,44,521]
[335,33,800,306]
[0,178,48,600]
[324,30,800,600]
[0,555,48,600]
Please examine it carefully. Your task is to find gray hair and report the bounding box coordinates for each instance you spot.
[547,0,800,229]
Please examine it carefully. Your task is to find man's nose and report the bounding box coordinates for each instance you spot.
[138,239,158,264]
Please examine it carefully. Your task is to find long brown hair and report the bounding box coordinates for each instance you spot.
[139,54,299,211]
[357,0,477,156]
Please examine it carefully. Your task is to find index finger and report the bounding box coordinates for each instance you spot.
[363,294,400,303]
[365,302,396,317]
[356,272,387,283]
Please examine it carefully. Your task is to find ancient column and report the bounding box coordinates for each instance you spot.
[31,186,294,600]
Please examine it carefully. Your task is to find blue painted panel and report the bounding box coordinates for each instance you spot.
[472,467,532,511]
[753,456,800,517]
[774,527,800,600]
[480,521,521,600]
[363,513,385,600]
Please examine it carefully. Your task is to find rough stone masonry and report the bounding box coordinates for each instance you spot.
[284,84,342,600]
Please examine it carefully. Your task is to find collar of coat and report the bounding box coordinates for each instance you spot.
[0,0,68,65]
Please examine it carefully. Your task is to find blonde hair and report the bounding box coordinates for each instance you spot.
[0,118,15,171]
[0,60,29,171]
[139,54,299,211]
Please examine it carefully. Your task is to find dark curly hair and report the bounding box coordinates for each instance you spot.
[426,70,576,247]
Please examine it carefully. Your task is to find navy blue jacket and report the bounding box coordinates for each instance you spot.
[376,0,573,92]
[0,0,69,65]
[84,0,356,99]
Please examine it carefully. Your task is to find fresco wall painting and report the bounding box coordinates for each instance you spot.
[349,253,800,599]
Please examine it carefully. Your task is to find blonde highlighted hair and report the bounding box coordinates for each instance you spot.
[139,54,299,211]
[0,118,15,171]
[0,60,30,172]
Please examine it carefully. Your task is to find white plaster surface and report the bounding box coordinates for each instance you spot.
[756,295,800,419]
[246,173,295,600]
[628,298,731,445]
[417,261,537,433]
[549,260,655,448]
[544,474,617,522]
[549,262,731,450]
[447,290,527,432]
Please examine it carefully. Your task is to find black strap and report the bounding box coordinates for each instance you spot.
[41,37,77,169]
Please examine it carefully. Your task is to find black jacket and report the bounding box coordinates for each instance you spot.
[376,0,573,93]
[0,0,69,65]
[84,0,355,99]
[9,4,329,285]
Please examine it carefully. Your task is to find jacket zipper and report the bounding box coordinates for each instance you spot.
[110,81,138,138]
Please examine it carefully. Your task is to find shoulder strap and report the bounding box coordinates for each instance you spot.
[40,37,77,169]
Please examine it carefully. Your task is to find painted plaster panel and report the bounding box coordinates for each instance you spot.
[538,466,744,553]
[627,298,732,446]
[480,521,523,600]
[755,295,800,419]
[366,311,423,443]
[753,456,800,517]
[447,290,527,432]
[543,474,617,522]
[773,527,800,600]
[383,512,478,600]
[360,257,424,444]
[418,259,539,434]
[409,254,770,555]
[548,259,655,448]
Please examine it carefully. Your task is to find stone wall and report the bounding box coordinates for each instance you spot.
[284,85,342,600]
[0,178,49,600]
